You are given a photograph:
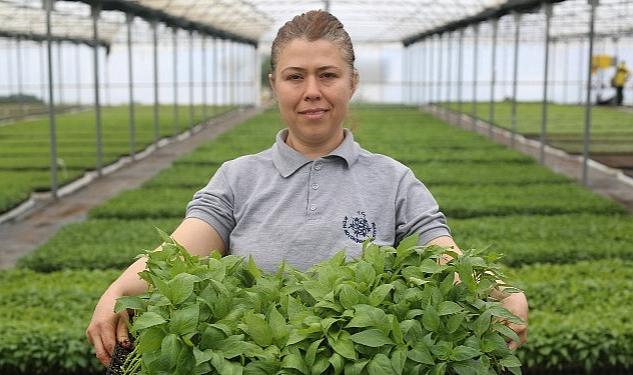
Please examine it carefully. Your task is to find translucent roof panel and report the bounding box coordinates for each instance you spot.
[0,0,122,45]
[2,0,632,47]
[110,0,506,43]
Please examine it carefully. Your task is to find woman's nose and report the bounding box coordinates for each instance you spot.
[303,76,321,101]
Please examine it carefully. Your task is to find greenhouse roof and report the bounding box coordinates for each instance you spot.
[0,0,117,46]
[0,0,632,47]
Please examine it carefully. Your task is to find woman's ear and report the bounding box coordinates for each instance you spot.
[268,73,278,100]
[268,73,276,96]
[350,70,359,98]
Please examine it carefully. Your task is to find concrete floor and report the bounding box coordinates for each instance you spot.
[0,107,264,269]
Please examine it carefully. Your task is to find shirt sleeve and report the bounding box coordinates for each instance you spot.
[185,163,236,248]
[395,168,451,245]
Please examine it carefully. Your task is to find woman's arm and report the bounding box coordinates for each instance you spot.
[425,235,528,350]
[85,218,225,366]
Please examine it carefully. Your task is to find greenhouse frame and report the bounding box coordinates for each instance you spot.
[1,0,633,374]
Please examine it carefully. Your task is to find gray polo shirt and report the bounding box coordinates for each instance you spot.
[186,128,450,272]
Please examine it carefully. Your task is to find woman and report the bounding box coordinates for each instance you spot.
[86,10,528,366]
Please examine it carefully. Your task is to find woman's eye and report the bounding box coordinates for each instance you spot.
[321,72,337,79]
[287,74,302,81]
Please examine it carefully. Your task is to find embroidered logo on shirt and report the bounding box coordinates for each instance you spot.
[343,211,376,243]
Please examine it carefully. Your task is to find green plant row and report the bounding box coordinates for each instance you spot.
[0,105,235,213]
[443,102,633,136]
[442,102,633,154]
[146,159,570,191]
[0,269,119,375]
[85,180,625,222]
[4,253,632,374]
[408,162,570,186]
[432,183,625,218]
[450,213,633,266]
[17,219,181,272]
[20,211,633,273]
[514,259,633,373]
[0,170,86,212]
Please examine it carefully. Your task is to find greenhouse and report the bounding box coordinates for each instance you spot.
[1,0,633,374]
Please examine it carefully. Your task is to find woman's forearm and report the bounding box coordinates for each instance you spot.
[102,256,149,303]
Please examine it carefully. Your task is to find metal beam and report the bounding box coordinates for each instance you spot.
[0,30,109,49]
[403,0,566,45]
[63,0,258,46]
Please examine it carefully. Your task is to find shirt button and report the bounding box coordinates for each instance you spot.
[314,163,322,171]
[312,183,319,190]
[310,204,317,211]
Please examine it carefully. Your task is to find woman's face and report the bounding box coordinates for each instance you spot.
[270,38,357,152]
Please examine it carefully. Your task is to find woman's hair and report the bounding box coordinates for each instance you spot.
[270,10,356,74]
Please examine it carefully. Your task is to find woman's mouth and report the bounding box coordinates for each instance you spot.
[298,108,329,120]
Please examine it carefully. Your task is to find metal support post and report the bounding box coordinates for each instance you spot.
[424,41,429,103]
[539,3,553,164]
[418,41,426,106]
[457,29,464,126]
[254,45,261,106]
[233,42,238,106]
[402,46,408,104]
[472,24,479,126]
[44,0,58,198]
[202,35,208,120]
[6,39,14,97]
[172,28,179,133]
[578,40,584,104]
[428,38,434,104]
[446,33,452,116]
[551,40,557,101]
[75,43,81,105]
[437,34,443,108]
[189,30,194,132]
[416,44,421,104]
[39,41,46,103]
[126,13,136,160]
[582,0,598,185]
[226,40,232,107]
[91,3,103,176]
[57,41,63,104]
[511,13,521,148]
[152,20,160,144]
[236,44,241,106]
[489,19,498,138]
[104,52,110,106]
[564,41,569,103]
[213,38,219,115]
[16,37,25,117]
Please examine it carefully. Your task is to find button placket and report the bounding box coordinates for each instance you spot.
[307,161,322,217]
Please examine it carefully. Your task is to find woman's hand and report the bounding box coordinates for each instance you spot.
[500,291,529,350]
[85,292,131,366]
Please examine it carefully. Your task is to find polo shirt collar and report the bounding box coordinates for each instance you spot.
[272,128,361,178]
